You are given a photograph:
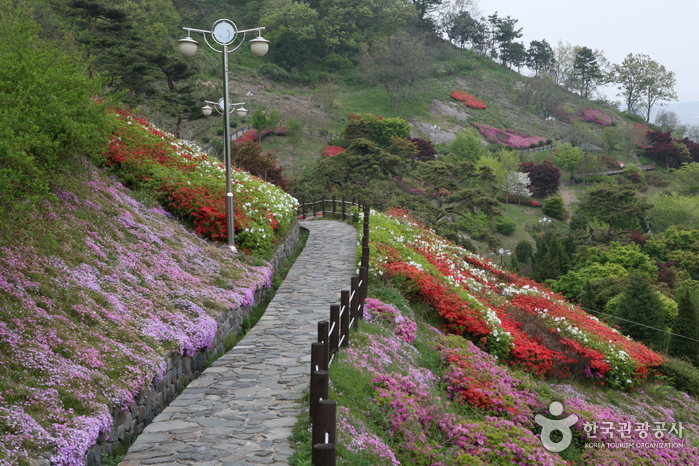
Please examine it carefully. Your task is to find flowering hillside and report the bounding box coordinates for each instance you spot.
[0,112,298,465]
[291,209,699,465]
[369,209,662,388]
[326,299,699,465]
[472,123,547,149]
[106,109,297,255]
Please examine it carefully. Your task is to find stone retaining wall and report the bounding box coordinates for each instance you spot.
[73,223,301,466]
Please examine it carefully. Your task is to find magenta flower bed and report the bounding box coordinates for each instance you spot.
[0,162,273,465]
[579,107,612,126]
[472,123,547,149]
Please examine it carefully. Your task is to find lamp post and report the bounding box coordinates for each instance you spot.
[497,248,511,267]
[539,216,552,234]
[179,19,269,253]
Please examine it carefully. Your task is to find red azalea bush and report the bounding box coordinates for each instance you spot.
[451,90,487,109]
[323,145,346,157]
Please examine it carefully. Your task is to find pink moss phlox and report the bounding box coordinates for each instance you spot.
[364,298,417,343]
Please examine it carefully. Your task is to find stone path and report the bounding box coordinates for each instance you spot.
[120,220,358,466]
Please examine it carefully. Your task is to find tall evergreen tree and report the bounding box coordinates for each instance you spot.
[616,272,666,350]
[669,287,699,364]
[532,233,570,282]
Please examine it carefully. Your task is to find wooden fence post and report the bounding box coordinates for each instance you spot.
[329,304,340,355]
[341,196,346,220]
[312,399,336,450]
[321,197,325,217]
[311,342,327,375]
[301,199,306,219]
[312,444,335,466]
[318,320,329,360]
[350,276,360,327]
[309,369,328,422]
[340,290,350,347]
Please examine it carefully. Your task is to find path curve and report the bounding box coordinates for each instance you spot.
[120,220,357,466]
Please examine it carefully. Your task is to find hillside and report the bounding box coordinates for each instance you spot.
[0,109,300,465]
[289,210,699,465]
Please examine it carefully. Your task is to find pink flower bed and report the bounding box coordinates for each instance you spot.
[579,107,612,126]
[472,123,547,149]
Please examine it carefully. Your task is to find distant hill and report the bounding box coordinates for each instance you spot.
[665,101,699,125]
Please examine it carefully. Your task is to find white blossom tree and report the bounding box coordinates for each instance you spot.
[503,171,531,205]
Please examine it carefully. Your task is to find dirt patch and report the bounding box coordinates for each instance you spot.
[559,184,579,208]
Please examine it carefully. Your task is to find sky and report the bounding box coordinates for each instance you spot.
[475,0,699,104]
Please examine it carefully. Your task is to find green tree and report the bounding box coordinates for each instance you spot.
[572,46,604,99]
[639,60,678,123]
[313,138,402,198]
[610,53,678,120]
[286,118,303,151]
[260,0,318,70]
[532,233,571,283]
[551,142,584,180]
[0,5,109,208]
[578,184,652,238]
[446,128,486,163]
[669,287,699,364]
[616,271,666,350]
[526,39,554,76]
[542,197,567,221]
[515,240,534,265]
[358,30,435,110]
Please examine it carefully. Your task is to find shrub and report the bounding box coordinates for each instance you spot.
[658,357,699,397]
[542,197,568,221]
[496,219,517,235]
[258,63,291,82]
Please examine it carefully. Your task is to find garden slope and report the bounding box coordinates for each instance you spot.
[0,155,283,463]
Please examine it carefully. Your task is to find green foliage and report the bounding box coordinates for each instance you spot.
[446,128,486,163]
[659,357,699,397]
[532,233,571,282]
[514,240,534,264]
[344,114,411,148]
[551,142,584,180]
[0,7,110,210]
[577,184,652,237]
[668,287,699,364]
[495,219,517,235]
[616,271,666,350]
[541,197,567,221]
[649,192,699,232]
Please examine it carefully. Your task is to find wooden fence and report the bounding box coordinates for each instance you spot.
[298,196,367,222]
[301,199,371,466]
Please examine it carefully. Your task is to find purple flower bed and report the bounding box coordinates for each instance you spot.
[0,161,273,464]
[579,107,612,126]
[472,123,547,149]
[331,296,699,465]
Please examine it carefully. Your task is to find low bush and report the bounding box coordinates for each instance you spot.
[659,357,699,397]
[496,219,517,235]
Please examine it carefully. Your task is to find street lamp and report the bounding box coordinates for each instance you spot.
[202,98,248,119]
[179,19,269,253]
[497,248,511,266]
[539,217,552,234]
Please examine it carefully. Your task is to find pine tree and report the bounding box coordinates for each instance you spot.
[616,272,666,350]
[532,233,570,282]
[669,287,699,364]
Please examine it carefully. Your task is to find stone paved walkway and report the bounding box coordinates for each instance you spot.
[120,220,357,466]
